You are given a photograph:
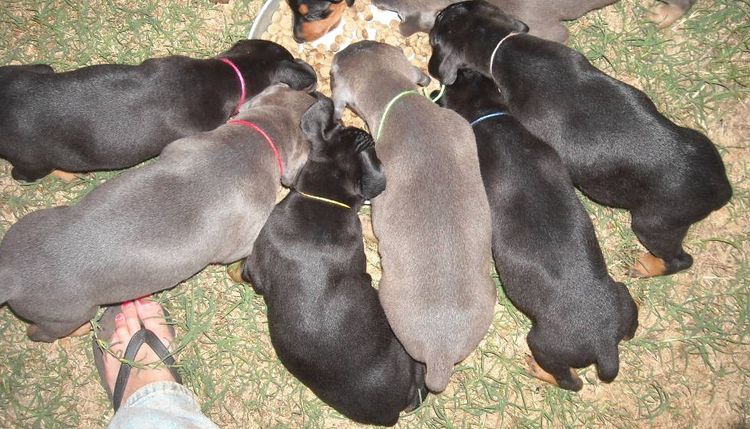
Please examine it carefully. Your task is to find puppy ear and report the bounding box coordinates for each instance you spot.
[354,133,386,199]
[300,96,335,146]
[276,59,318,92]
[512,17,530,34]
[411,66,431,87]
[428,43,461,85]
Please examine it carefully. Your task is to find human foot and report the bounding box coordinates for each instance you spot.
[95,298,181,410]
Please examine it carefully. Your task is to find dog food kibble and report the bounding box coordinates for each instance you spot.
[259,0,442,130]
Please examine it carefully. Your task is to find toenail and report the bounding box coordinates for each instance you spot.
[115,313,125,323]
[122,301,133,308]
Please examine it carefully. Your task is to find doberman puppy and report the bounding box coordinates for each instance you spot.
[0,84,316,343]
[240,96,427,426]
[436,69,639,391]
[287,0,354,42]
[0,40,316,182]
[332,41,496,393]
[429,1,731,278]
[373,0,697,41]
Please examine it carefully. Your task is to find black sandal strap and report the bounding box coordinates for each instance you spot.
[111,328,181,411]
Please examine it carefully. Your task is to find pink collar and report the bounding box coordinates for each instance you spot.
[227,119,284,177]
[219,58,247,115]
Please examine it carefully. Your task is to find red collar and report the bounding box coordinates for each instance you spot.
[227,120,284,177]
[219,58,247,115]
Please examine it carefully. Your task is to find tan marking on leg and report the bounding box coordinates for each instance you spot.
[525,355,582,388]
[227,261,245,284]
[50,170,79,182]
[69,322,92,337]
[526,355,558,386]
[629,252,668,278]
[646,3,686,28]
[298,1,347,41]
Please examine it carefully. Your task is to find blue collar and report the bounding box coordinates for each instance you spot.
[470,112,507,127]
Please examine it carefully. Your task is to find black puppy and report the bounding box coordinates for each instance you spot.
[0,39,316,182]
[429,0,732,278]
[287,0,353,42]
[435,69,638,391]
[240,96,426,426]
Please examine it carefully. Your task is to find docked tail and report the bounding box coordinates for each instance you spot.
[425,356,454,393]
[595,343,621,383]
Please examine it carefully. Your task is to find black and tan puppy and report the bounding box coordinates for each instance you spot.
[240,96,426,426]
[0,84,316,343]
[0,39,316,182]
[287,0,353,42]
[429,0,732,278]
[436,69,639,391]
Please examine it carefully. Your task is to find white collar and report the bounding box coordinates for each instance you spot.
[489,32,521,74]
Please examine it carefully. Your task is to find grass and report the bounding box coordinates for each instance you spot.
[0,0,749,427]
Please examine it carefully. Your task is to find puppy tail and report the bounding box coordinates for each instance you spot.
[425,356,454,393]
[595,343,621,383]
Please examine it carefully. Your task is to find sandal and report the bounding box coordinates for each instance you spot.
[92,305,182,411]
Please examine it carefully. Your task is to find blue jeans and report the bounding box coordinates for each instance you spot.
[108,382,218,429]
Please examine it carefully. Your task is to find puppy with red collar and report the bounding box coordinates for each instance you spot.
[0,40,316,182]
[287,0,353,42]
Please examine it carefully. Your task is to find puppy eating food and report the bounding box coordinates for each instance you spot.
[0,40,316,182]
[429,0,731,278]
[240,96,426,425]
[332,41,496,393]
[437,69,639,391]
[0,84,316,343]
[374,0,696,41]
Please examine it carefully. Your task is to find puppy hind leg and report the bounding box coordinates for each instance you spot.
[630,216,692,277]
[27,315,96,343]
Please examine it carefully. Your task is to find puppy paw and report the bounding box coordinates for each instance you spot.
[50,170,79,182]
[227,261,245,284]
[646,3,685,29]
[629,252,668,278]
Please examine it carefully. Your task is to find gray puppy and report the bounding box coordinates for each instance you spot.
[331,41,495,393]
[0,84,315,343]
[373,0,696,41]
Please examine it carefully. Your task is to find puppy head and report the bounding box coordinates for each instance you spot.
[331,41,430,118]
[299,95,386,201]
[434,68,504,112]
[219,39,317,94]
[428,0,528,84]
[288,0,354,43]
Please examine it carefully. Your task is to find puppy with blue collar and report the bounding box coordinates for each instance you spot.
[436,69,639,391]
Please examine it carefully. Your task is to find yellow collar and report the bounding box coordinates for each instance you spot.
[294,189,352,209]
